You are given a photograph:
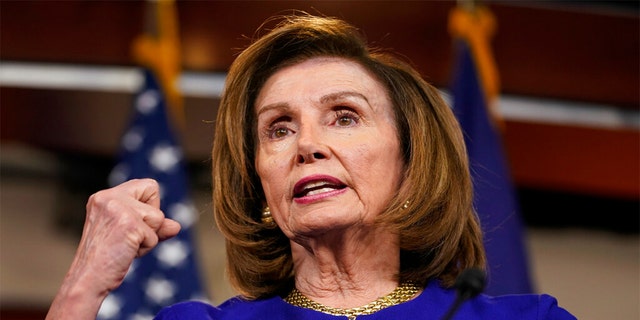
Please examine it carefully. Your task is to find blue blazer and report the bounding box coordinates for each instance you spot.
[155,280,576,319]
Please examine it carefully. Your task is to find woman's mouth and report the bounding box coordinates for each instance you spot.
[293,175,347,201]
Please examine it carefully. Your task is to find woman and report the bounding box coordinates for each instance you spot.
[46,14,575,319]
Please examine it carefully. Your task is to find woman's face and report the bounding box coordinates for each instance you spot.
[254,57,404,238]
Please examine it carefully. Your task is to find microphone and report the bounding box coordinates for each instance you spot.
[440,267,486,320]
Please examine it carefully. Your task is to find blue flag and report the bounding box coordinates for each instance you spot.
[450,7,533,295]
[97,69,207,319]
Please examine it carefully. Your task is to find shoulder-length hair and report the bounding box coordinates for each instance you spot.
[212,13,485,299]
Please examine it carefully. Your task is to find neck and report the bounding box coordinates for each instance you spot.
[290,226,400,309]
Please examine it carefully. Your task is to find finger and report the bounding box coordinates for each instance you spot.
[121,179,167,232]
[140,205,166,232]
[134,178,161,208]
[118,178,162,209]
[157,218,181,241]
[137,218,180,257]
[138,224,160,257]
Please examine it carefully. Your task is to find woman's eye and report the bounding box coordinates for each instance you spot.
[269,126,290,139]
[334,110,359,127]
[337,116,354,126]
[263,115,292,140]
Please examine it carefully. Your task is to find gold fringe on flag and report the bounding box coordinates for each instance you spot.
[449,5,502,127]
[132,0,184,127]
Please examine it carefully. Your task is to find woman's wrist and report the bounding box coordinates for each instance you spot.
[46,261,110,319]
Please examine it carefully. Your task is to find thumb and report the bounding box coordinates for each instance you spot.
[158,218,181,241]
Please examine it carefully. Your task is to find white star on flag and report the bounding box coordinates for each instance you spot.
[169,201,197,229]
[145,276,176,304]
[122,127,145,152]
[149,144,181,172]
[97,294,122,319]
[108,163,130,187]
[155,238,189,268]
[129,312,155,320]
[136,89,160,114]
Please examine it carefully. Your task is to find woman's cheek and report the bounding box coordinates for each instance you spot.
[260,155,291,202]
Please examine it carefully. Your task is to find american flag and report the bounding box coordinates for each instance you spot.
[97,69,207,319]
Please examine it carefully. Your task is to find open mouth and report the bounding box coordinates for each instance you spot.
[293,178,347,198]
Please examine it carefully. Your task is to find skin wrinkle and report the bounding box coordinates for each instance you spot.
[212,15,485,302]
[253,56,406,308]
[291,226,398,300]
[255,58,399,235]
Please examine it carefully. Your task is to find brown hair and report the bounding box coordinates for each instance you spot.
[212,13,485,299]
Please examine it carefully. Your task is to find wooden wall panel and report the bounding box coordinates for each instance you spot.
[2,1,638,106]
[492,4,639,107]
[504,121,639,199]
[0,1,143,65]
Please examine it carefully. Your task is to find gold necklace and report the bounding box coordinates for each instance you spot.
[284,282,421,320]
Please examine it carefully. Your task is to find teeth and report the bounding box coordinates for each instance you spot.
[297,181,341,197]
[306,187,337,196]
[303,181,330,190]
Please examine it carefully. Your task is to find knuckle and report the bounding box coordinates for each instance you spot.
[86,189,110,211]
[86,191,128,221]
[102,198,123,216]
[138,178,159,189]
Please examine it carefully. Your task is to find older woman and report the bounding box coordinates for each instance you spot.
[46,14,575,319]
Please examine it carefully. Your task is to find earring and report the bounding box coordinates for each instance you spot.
[261,206,277,228]
[402,200,410,210]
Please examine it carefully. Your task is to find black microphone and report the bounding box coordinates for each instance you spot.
[440,267,486,320]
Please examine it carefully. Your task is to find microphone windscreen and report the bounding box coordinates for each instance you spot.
[455,267,486,299]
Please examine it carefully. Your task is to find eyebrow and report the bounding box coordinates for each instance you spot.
[256,90,372,117]
[320,91,370,105]
[256,102,291,118]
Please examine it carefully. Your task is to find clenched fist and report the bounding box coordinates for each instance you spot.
[46,179,181,320]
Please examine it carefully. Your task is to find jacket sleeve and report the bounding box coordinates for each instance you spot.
[538,294,577,320]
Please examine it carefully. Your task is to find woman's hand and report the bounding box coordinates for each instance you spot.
[46,179,181,319]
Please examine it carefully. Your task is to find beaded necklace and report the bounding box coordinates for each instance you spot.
[284,282,421,320]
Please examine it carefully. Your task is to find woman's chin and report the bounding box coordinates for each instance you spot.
[287,216,370,239]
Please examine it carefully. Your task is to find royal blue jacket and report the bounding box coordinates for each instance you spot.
[156,280,576,320]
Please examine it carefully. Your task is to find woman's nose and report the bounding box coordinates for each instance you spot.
[297,151,326,164]
[296,125,329,164]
